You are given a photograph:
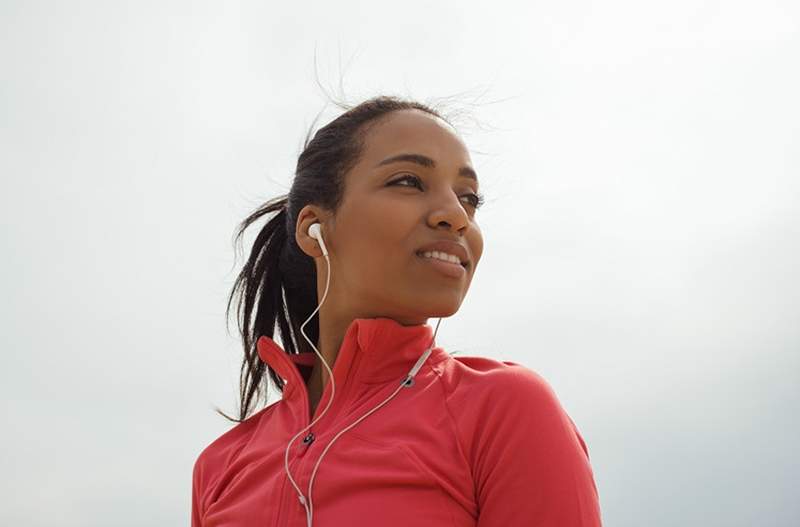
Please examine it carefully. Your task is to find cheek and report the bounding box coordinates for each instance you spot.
[469,233,484,265]
[339,238,408,281]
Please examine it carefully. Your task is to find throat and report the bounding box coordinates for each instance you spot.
[305,367,325,418]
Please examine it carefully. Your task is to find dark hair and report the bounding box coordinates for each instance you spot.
[217,95,452,423]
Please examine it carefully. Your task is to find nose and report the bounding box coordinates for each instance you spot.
[428,190,469,234]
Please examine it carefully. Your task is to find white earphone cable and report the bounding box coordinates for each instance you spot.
[284,223,440,527]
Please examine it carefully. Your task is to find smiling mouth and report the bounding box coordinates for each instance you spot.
[415,251,468,269]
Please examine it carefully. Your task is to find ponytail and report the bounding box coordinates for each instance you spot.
[217,95,449,423]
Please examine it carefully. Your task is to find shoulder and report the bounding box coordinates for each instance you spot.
[433,353,588,456]
[435,353,559,409]
[192,403,276,490]
[435,355,602,524]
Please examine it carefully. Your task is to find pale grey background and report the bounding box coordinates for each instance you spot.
[2,1,798,525]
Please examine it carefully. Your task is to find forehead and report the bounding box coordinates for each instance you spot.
[358,109,472,166]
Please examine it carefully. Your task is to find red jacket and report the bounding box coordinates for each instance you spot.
[192,317,603,526]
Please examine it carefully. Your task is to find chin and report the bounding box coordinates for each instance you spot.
[422,302,461,319]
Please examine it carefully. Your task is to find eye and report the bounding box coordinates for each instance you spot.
[389,173,424,189]
[465,192,485,210]
[389,174,485,211]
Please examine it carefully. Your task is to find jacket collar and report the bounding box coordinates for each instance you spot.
[256,317,444,402]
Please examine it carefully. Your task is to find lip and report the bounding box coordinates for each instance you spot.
[415,240,470,267]
[415,252,467,279]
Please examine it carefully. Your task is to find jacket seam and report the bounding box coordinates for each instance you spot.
[431,361,476,504]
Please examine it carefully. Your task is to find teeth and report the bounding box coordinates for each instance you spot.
[420,251,461,265]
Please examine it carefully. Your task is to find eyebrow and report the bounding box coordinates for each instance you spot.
[374,153,479,184]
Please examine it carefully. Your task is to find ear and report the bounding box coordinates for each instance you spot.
[295,205,327,258]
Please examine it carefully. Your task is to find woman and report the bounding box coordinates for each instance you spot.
[191,95,603,526]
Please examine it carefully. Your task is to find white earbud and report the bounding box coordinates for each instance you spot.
[308,222,328,257]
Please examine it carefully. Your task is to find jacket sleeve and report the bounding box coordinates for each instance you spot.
[470,364,603,526]
[191,454,204,527]
[188,405,271,526]
[191,454,206,527]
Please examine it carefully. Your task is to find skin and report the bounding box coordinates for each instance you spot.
[294,109,484,417]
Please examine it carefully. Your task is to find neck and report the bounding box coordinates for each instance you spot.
[301,304,430,414]
[303,307,350,412]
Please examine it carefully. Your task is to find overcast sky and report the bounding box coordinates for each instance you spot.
[2,1,798,525]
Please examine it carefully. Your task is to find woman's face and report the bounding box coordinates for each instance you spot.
[299,109,484,325]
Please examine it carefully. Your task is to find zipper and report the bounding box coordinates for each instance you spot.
[275,447,314,524]
[300,362,357,432]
